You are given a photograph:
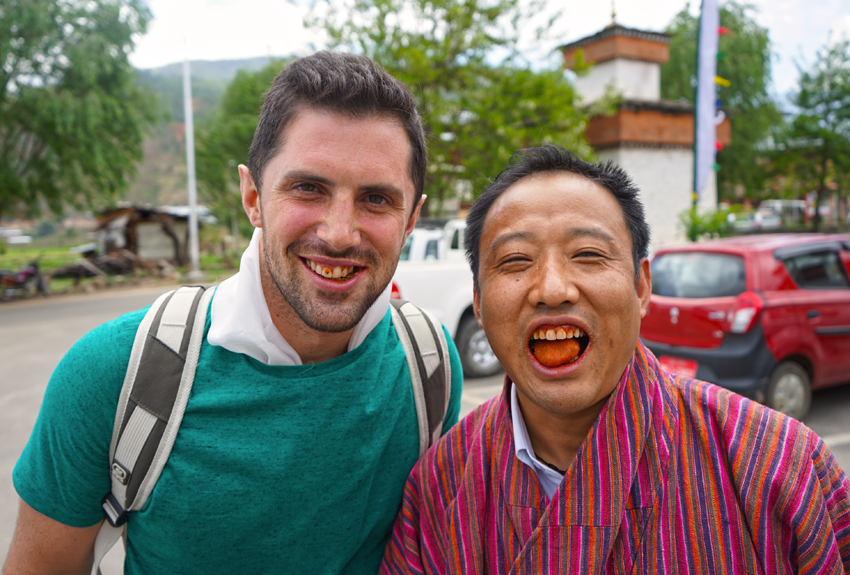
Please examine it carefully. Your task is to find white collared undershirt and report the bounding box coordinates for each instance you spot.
[510,384,566,500]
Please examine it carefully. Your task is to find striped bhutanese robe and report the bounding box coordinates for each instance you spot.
[382,343,850,574]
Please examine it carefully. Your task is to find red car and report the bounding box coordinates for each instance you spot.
[640,234,850,420]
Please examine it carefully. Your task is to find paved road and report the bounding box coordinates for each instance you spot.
[0,285,182,572]
[1,288,849,571]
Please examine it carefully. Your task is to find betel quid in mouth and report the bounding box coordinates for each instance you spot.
[529,326,588,368]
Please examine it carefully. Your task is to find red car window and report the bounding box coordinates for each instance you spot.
[783,251,850,290]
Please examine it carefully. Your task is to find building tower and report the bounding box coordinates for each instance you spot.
[560,24,731,246]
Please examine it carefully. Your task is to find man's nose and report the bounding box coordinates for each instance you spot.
[316,196,361,250]
[529,259,579,308]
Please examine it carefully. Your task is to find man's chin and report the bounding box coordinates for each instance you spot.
[287,299,362,333]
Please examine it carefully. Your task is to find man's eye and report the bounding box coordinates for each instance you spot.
[498,255,530,266]
[366,194,387,205]
[295,183,319,192]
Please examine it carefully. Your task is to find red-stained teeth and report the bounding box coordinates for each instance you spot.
[306,259,358,280]
[531,326,585,340]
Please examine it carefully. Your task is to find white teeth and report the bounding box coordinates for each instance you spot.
[556,328,567,340]
[545,329,556,341]
[332,266,342,278]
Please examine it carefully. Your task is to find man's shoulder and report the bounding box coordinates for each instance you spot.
[670,375,820,480]
[64,305,150,370]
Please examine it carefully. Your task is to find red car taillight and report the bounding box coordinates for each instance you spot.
[727,291,763,334]
[390,281,402,300]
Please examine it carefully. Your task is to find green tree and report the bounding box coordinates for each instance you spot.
[195,60,289,235]
[0,0,156,220]
[779,39,850,231]
[661,2,781,201]
[307,0,593,213]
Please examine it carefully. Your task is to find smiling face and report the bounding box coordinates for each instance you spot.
[473,171,651,417]
[240,108,422,335]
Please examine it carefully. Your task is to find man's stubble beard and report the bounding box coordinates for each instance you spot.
[261,232,399,334]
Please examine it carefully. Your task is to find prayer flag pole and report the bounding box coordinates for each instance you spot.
[693,0,720,206]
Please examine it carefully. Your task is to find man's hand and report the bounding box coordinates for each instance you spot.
[2,499,101,575]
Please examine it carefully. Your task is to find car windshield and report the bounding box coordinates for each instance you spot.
[651,252,746,298]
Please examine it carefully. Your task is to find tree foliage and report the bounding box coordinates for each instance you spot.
[195,60,289,235]
[661,2,781,201]
[776,39,850,230]
[0,0,157,220]
[306,0,592,213]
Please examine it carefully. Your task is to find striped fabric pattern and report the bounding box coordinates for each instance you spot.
[382,343,850,574]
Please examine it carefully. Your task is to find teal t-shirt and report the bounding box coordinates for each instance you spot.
[13,300,462,574]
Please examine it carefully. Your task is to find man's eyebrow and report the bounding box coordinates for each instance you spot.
[487,227,619,256]
[566,227,617,246]
[279,171,405,198]
[280,170,334,187]
[489,231,535,251]
[361,183,405,198]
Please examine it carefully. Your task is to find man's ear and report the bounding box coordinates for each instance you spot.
[239,164,263,228]
[637,258,652,318]
[403,194,427,244]
[473,284,484,328]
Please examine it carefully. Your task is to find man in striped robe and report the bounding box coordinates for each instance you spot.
[381,146,850,574]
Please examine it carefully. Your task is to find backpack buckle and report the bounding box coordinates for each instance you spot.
[102,492,128,527]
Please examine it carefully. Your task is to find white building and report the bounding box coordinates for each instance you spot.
[560,24,731,247]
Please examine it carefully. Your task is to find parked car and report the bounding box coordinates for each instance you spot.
[729,209,782,232]
[392,219,502,378]
[640,234,850,419]
[399,220,466,262]
[760,199,805,225]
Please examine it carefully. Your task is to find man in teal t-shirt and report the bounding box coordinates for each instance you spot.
[5,52,462,575]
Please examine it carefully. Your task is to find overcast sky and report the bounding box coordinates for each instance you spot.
[129,0,850,105]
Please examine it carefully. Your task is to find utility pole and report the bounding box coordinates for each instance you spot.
[183,44,204,282]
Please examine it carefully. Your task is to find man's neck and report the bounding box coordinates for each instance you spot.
[515,389,612,473]
[259,266,354,365]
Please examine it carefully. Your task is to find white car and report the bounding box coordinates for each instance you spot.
[730,209,782,232]
[392,220,502,378]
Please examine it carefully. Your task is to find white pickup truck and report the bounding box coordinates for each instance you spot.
[391,219,502,378]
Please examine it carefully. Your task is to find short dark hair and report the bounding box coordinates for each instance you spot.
[248,51,427,209]
[464,145,651,288]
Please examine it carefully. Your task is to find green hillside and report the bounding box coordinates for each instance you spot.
[125,56,284,206]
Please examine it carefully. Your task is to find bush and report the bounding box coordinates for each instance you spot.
[679,205,740,242]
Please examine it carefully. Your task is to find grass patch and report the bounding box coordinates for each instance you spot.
[2,231,245,298]
[0,245,81,272]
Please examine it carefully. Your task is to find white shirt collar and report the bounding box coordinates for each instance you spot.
[511,383,566,500]
[208,227,391,366]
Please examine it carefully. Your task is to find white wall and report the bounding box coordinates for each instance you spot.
[136,221,188,261]
[574,59,660,103]
[596,147,698,248]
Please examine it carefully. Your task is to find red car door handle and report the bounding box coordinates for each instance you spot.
[806,309,820,319]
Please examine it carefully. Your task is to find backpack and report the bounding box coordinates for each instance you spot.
[90,285,451,574]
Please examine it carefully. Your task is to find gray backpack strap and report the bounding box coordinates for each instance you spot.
[390,299,452,456]
[91,285,214,575]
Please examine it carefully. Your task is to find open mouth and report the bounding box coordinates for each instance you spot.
[304,259,363,282]
[528,325,590,368]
